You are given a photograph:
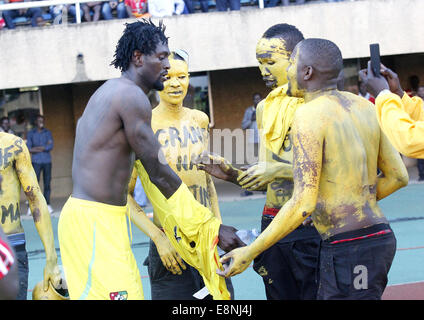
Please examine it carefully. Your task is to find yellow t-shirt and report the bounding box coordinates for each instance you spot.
[134,160,230,300]
[375,91,424,159]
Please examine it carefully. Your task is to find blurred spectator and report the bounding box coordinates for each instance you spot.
[406,75,420,97]
[148,0,185,17]
[102,0,127,20]
[26,115,54,214]
[266,0,301,7]
[182,0,194,13]
[49,4,83,24]
[216,0,240,11]
[198,0,209,12]
[2,0,44,29]
[0,117,14,134]
[358,80,375,104]
[82,1,102,22]
[418,86,424,100]
[124,0,150,18]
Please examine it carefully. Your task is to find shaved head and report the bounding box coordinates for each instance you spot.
[297,38,343,81]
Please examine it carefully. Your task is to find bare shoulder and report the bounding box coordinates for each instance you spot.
[187,108,209,129]
[111,78,152,117]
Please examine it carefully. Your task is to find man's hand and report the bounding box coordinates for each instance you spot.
[217,224,246,253]
[238,162,278,190]
[154,231,186,275]
[194,152,240,184]
[216,246,254,278]
[358,61,390,98]
[43,259,61,291]
[380,64,404,97]
[110,1,117,9]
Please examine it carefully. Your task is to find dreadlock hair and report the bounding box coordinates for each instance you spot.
[111,19,169,72]
[262,23,304,53]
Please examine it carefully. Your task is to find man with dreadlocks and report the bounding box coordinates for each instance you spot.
[58,19,243,300]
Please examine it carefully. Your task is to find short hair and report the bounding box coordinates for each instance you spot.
[300,38,343,79]
[36,114,44,120]
[111,19,169,72]
[262,24,304,53]
[0,117,9,122]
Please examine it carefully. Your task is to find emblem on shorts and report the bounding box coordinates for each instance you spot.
[110,291,128,300]
[174,226,181,243]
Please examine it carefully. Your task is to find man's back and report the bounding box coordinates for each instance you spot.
[302,91,389,238]
[72,78,142,206]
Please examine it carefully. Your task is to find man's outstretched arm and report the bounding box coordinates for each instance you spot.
[127,167,186,275]
[15,137,60,290]
[218,107,323,277]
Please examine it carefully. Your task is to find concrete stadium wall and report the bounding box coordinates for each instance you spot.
[0,0,423,90]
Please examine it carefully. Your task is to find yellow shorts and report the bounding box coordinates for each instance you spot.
[58,197,144,300]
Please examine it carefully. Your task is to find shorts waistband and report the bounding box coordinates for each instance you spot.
[262,206,280,217]
[68,196,128,215]
[325,223,392,244]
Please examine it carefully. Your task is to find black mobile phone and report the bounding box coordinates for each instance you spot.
[370,43,381,77]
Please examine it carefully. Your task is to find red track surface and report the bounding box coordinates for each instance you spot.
[382,281,424,300]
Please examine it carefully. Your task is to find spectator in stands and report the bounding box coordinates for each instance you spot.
[216,0,240,11]
[148,0,185,17]
[183,0,209,13]
[82,1,102,22]
[265,0,305,7]
[102,0,127,20]
[49,4,83,24]
[406,75,420,97]
[0,117,14,134]
[124,0,150,18]
[2,0,44,29]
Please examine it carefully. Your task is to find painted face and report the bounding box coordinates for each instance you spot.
[142,42,170,91]
[158,57,189,105]
[256,37,291,89]
[286,46,304,98]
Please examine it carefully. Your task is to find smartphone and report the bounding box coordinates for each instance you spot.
[370,43,381,77]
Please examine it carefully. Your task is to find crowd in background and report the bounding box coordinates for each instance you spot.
[0,0,354,29]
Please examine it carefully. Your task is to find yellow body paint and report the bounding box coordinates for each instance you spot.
[0,132,59,286]
[142,56,220,225]
[256,38,291,89]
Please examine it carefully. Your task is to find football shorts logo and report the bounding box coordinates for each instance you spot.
[109,291,128,300]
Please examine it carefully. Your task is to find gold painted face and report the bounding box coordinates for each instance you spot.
[158,57,189,105]
[256,37,291,89]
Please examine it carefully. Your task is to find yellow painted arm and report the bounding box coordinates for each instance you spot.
[206,174,222,222]
[15,138,59,289]
[218,107,322,277]
[128,167,186,275]
[375,92,424,158]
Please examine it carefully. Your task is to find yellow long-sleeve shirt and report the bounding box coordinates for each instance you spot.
[375,90,424,158]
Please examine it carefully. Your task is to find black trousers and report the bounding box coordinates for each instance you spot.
[253,215,321,300]
[317,224,396,300]
[146,240,234,300]
[32,162,52,204]
[14,244,29,300]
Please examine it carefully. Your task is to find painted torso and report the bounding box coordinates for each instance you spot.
[0,133,26,235]
[152,106,211,209]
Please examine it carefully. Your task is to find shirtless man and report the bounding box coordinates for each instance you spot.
[0,132,60,300]
[128,50,234,299]
[58,20,242,300]
[198,24,321,300]
[218,38,409,300]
